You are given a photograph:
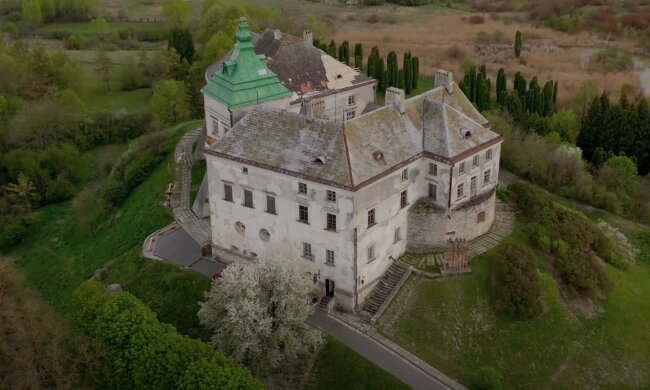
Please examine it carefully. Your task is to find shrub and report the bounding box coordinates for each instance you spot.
[469,14,485,24]
[596,220,638,270]
[102,181,129,208]
[489,244,543,319]
[472,366,504,390]
[446,45,465,60]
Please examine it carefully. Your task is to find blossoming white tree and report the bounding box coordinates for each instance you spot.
[198,253,322,375]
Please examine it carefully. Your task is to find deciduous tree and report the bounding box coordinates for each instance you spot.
[150,79,190,125]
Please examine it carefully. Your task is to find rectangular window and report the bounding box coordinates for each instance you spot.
[400,190,408,208]
[348,95,355,106]
[212,118,219,136]
[470,176,477,197]
[367,245,376,263]
[326,213,337,231]
[457,183,464,198]
[243,189,253,208]
[224,184,233,202]
[266,195,276,214]
[302,242,312,259]
[367,208,376,227]
[345,110,355,121]
[473,155,479,167]
[484,169,491,185]
[401,168,409,181]
[428,183,437,200]
[429,162,438,176]
[394,226,402,243]
[242,167,248,174]
[326,249,335,265]
[486,148,493,160]
[326,190,336,202]
[459,162,466,174]
[298,182,307,195]
[298,205,309,224]
[477,211,486,223]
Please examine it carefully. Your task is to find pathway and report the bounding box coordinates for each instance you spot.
[468,200,516,258]
[307,310,463,390]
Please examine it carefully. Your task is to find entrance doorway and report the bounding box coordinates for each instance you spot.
[325,279,335,297]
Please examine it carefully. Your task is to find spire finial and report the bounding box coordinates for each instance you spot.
[235,17,252,44]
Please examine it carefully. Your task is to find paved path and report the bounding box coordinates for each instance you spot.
[307,310,462,390]
[468,200,516,258]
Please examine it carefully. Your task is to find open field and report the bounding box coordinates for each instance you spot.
[378,216,650,389]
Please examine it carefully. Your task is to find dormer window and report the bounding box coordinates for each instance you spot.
[372,150,384,161]
[460,128,472,139]
[314,156,327,165]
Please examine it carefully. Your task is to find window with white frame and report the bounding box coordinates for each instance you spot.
[367,208,376,227]
[429,162,438,176]
[473,155,479,167]
[367,245,376,263]
[298,182,307,194]
[348,95,355,106]
[457,183,464,198]
[243,189,253,208]
[326,213,337,231]
[394,226,402,243]
[401,168,409,181]
[325,249,335,265]
[302,243,312,259]
[400,190,408,208]
[298,205,309,223]
[224,184,233,202]
[345,110,355,121]
[326,190,336,202]
[428,183,437,200]
[266,195,276,214]
[486,148,493,160]
[484,169,491,185]
[459,162,466,174]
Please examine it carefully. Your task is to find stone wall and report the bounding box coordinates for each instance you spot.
[407,190,496,252]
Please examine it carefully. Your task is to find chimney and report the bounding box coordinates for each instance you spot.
[386,87,405,114]
[305,99,324,121]
[435,69,454,94]
[303,29,313,46]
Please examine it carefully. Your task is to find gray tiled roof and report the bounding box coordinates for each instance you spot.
[207,83,501,190]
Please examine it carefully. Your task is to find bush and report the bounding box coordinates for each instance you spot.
[596,220,638,270]
[490,244,543,319]
[472,366,504,390]
[469,14,485,24]
[102,181,129,208]
[71,282,261,389]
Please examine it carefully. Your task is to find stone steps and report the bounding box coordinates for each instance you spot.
[360,261,409,319]
[467,201,516,258]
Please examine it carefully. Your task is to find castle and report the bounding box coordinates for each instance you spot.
[201,18,502,311]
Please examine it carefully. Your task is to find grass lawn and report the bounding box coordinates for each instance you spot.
[378,219,650,388]
[9,120,211,339]
[309,338,410,390]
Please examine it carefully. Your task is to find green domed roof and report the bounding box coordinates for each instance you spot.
[201,17,292,109]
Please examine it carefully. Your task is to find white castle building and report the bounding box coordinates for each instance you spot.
[202,18,502,311]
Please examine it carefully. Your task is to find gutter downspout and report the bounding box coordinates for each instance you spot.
[353,227,358,313]
[448,164,454,210]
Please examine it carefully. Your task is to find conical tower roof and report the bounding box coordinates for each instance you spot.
[202,17,292,109]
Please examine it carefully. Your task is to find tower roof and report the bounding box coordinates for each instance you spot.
[201,17,291,109]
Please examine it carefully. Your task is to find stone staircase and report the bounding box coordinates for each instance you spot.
[468,200,517,258]
[317,296,332,311]
[360,261,411,322]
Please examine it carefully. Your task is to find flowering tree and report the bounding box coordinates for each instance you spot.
[198,253,322,375]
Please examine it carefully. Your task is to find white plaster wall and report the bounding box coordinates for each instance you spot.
[451,144,501,207]
[316,83,375,123]
[206,155,357,307]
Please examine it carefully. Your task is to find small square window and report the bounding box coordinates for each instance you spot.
[457,183,464,198]
[348,95,355,106]
[367,245,376,263]
[326,190,336,202]
[298,205,309,223]
[486,149,493,160]
[266,195,276,214]
[242,167,248,174]
[401,168,409,181]
[326,213,337,231]
[394,226,402,243]
[429,163,438,176]
[345,110,355,121]
[298,182,307,195]
[302,242,312,259]
[484,169,491,185]
[224,184,233,202]
[367,208,376,227]
[400,190,408,208]
[326,249,335,265]
[459,162,466,174]
[243,189,253,208]
[477,211,486,223]
[473,155,479,167]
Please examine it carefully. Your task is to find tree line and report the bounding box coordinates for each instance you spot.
[313,39,420,95]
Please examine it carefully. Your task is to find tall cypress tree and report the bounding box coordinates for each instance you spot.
[377,57,386,93]
[354,43,363,71]
[397,69,405,89]
[404,52,412,94]
[514,30,522,58]
[542,80,554,116]
[496,68,506,105]
[328,40,336,58]
[552,80,559,105]
[168,27,195,64]
[411,56,419,89]
[634,98,650,174]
